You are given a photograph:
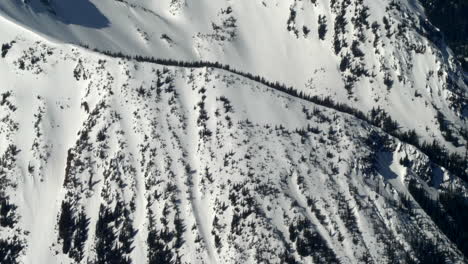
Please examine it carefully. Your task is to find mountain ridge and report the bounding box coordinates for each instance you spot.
[0,0,467,263]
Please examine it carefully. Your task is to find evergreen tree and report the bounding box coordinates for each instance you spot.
[58,201,75,254]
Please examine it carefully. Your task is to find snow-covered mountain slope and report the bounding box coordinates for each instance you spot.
[1,0,467,152]
[0,1,468,264]
[0,27,465,264]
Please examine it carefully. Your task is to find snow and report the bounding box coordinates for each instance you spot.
[0,0,467,263]
[0,0,466,152]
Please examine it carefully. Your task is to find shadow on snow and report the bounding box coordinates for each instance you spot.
[28,0,110,29]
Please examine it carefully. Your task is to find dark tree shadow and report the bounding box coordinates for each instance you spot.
[463,105,468,118]
[27,0,110,29]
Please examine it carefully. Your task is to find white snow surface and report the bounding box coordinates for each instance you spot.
[0,0,467,263]
[0,0,467,152]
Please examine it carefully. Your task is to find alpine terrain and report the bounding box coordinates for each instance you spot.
[0,0,467,263]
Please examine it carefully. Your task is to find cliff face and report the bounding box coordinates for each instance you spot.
[0,0,467,263]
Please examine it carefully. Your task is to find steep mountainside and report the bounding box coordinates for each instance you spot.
[419,0,468,71]
[0,0,467,264]
[1,0,467,151]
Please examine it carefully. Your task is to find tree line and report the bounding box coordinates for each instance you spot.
[408,179,468,260]
[79,44,468,182]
